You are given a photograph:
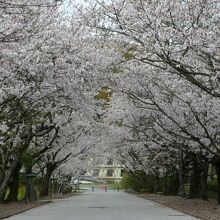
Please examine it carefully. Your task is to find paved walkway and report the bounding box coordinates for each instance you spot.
[7,188,200,220]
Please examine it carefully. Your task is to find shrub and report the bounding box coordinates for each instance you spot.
[207,179,217,192]
[121,172,155,192]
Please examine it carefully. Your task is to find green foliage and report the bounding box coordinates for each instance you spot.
[95,86,113,102]
[112,67,123,74]
[4,188,10,201]
[184,183,190,195]
[115,119,123,127]
[123,52,135,61]
[121,172,155,192]
[207,179,217,192]
[4,186,26,201]
[163,174,179,195]
[110,182,123,190]
[121,171,179,195]
[21,151,35,168]
[17,186,26,201]
[121,172,140,191]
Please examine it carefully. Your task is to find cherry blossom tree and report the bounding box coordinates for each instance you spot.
[1,0,220,205]
[77,0,220,202]
[83,0,220,97]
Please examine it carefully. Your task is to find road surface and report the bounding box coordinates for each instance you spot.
[7,188,200,220]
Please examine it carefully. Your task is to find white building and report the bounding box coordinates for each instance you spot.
[86,159,124,183]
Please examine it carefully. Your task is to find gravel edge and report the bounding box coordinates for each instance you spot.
[0,192,80,219]
[139,195,202,219]
[0,201,51,220]
[132,193,220,220]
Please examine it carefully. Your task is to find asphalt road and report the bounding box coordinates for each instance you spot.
[7,188,200,220]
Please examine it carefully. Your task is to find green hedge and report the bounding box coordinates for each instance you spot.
[121,172,155,192]
[207,179,217,192]
[121,171,179,195]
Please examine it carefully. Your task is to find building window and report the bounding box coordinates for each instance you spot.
[107,169,114,177]
[106,159,113,165]
[120,169,125,177]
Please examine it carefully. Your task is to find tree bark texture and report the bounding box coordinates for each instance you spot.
[188,160,201,199]
[6,162,22,202]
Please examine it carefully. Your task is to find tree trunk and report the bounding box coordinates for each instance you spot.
[200,161,209,201]
[215,164,220,204]
[153,175,159,193]
[188,160,201,199]
[0,158,20,203]
[163,176,168,195]
[39,164,55,197]
[178,152,186,197]
[25,177,37,202]
[0,127,32,204]
[25,167,37,202]
[6,162,22,202]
